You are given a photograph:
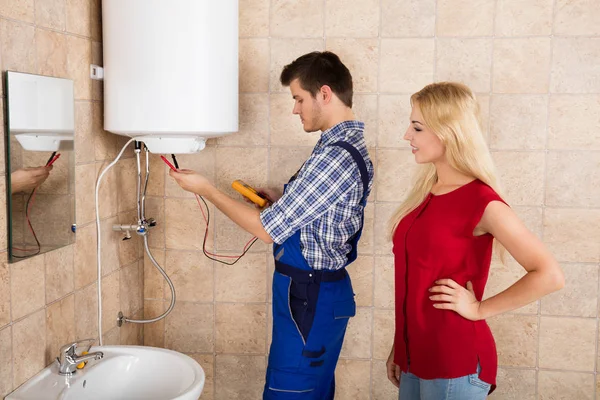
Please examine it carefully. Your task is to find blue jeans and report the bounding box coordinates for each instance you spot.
[398,367,490,400]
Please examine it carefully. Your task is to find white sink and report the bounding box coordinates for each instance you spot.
[6,345,205,400]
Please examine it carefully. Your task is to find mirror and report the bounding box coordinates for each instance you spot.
[4,72,75,263]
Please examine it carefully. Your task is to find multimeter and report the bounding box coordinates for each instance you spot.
[232,180,268,207]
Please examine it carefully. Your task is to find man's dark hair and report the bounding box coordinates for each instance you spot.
[280,51,353,108]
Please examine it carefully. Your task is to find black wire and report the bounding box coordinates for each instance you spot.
[197,195,258,265]
[171,154,179,169]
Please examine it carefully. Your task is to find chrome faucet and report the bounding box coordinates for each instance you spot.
[56,340,104,376]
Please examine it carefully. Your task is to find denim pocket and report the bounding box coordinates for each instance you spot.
[468,373,490,390]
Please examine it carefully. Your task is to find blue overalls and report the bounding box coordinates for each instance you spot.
[264,142,370,399]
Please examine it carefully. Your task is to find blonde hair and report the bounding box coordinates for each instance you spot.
[389,82,503,237]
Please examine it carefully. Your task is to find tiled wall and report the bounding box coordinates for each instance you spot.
[143,1,600,399]
[0,1,144,398]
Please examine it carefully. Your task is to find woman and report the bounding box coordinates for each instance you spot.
[386,82,564,399]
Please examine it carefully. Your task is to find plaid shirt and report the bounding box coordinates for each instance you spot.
[260,120,374,271]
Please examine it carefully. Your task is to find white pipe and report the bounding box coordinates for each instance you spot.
[95,138,134,346]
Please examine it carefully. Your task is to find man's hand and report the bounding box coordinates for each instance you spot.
[11,166,53,194]
[168,169,213,196]
[241,187,282,208]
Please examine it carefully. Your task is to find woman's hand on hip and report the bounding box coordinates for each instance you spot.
[386,346,401,388]
[429,279,482,321]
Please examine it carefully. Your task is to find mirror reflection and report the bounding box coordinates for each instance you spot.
[5,72,75,262]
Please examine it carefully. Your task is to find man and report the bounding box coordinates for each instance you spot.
[169,51,374,399]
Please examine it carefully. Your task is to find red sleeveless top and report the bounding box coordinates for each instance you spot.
[393,179,505,390]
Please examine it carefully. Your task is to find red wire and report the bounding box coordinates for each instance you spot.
[12,188,40,253]
[195,194,257,259]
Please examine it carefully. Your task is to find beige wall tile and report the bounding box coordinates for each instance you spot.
[270,0,323,38]
[165,302,213,353]
[103,326,119,345]
[90,0,101,41]
[543,208,600,263]
[380,39,435,93]
[35,29,68,78]
[215,303,266,354]
[489,367,536,400]
[74,102,95,164]
[99,217,120,276]
[215,355,266,400]
[74,282,98,340]
[145,156,165,197]
[74,223,97,289]
[341,307,372,359]
[268,146,313,187]
[120,309,143,345]
[548,95,600,150]
[66,0,91,37]
[490,95,548,150]
[12,310,45,387]
[166,250,214,303]
[374,203,398,256]
[372,360,399,399]
[144,249,165,300]
[143,300,165,348]
[215,253,265,303]
[554,0,600,36]
[492,151,545,206]
[335,359,371,399]
[165,198,214,251]
[436,0,495,36]
[381,0,435,37]
[376,149,418,202]
[374,256,394,309]
[0,259,10,328]
[91,42,103,101]
[0,19,36,74]
[45,294,75,365]
[214,211,268,253]
[325,0,379,37]
[436,39,493,93]
[101,271,119,334]
[35,0,66,30]
[495,0,553,36]
[44,245,74,304]
[358,203,375,255]
[551,38,600,94]
[546,152,600,208]
[493,38,551,94]
[11,255,45,320]
[188,354,214,400]
[119,261,141,317]
[117,212,139,267]
[488,314,538,367]
[541,263,597,318]
[215,147,268,198]
[0,326,12,397]
[217,94,269,146]
[539,371,594,400]
[353,95,378,147]
[116,158,137,213]
[66,35,92,100]
[239,39,269,92]
[239,0,269,37]
[75,163,95,225]
[95,162,118,220]
[0,0,34,22]
[326,39,379,93]
[378,95,412,148]
[269,93,321,146]
[372,309,394,360]
[269,38,324,92]
[144,197,165,249]
[346,256,373,307]
[539,316,596,371]
[93,104,118,161]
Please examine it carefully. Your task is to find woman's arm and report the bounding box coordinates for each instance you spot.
[429,201,564,321]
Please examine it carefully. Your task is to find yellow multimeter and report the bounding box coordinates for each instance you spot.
[232,180,269,208]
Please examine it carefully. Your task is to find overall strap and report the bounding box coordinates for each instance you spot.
[330,141,369,202]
